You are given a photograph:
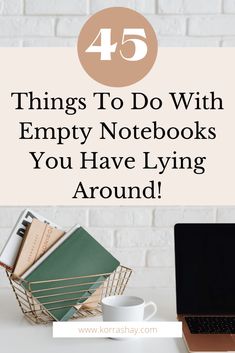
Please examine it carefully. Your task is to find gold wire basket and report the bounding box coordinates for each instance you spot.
[7,265,132,324]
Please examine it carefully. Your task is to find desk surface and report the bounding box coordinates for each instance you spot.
[0,286,187,353]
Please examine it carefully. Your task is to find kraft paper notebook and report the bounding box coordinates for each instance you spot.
[13,219,65,279]
[0,209,59,271]
[21,225,120,321]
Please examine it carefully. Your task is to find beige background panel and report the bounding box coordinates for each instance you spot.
[0,47,234,205]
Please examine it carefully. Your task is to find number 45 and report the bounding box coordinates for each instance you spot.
[85,28,148,61]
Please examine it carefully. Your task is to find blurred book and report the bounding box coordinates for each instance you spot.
[64,286,104,320]
[74,286,103,311]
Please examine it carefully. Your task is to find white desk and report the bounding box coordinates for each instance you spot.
[0,287,188,353]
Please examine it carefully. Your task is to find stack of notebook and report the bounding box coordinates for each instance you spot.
[0,209,120,321]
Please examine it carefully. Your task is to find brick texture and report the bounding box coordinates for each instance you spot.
[189,15,235,36]
[0,0,233,46]
[89,208,152,227]
[135,0,156,14]
[0,0,23,15]
[158,0,222,14]
[25,0,88,15]
[0,17,54,37]
[146,15,187,36]
[146,247,174,267]
[90,0,135,14]
[56,17,88,36]
[224,0,235,12]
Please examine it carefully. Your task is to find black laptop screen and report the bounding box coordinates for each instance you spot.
[175,224,235,315]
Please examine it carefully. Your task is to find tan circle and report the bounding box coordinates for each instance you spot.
[77,7,158,87]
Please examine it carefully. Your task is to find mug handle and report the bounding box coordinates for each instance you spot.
[144,301,157,321]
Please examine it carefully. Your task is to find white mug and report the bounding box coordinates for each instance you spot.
[101,295,157,322]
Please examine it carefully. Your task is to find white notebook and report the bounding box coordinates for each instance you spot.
[0,209,60,271]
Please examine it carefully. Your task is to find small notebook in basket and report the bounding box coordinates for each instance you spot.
[20,225,120,321]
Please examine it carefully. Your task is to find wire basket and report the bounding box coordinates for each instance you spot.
[7,266,132,324]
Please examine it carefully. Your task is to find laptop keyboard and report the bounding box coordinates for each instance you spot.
[185,316,235,334]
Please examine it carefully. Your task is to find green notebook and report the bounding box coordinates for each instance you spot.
[21,225,120,321]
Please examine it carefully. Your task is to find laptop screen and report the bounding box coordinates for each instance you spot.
[175,223,235,315]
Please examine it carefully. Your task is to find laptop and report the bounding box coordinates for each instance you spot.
[174,223,235,352]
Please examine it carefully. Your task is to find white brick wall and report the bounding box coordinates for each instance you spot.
[25,0,89,15]
[0,0,23,15]
[224,0,235,12]
[0,0,234,46]
[189,15,235,36]
[0,206,235,288]
[158,0,222,14]
[90,0,135,13]
[0,17,54,37]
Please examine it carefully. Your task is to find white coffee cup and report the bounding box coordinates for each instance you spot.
[101,295,157,322]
